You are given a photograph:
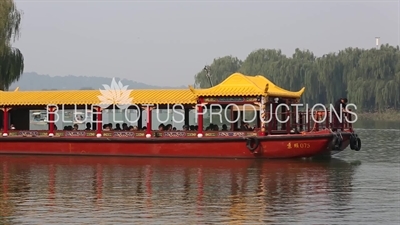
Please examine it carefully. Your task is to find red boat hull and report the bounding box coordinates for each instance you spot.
[0,131,351,159]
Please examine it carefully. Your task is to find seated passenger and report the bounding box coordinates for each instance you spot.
[114,123,122,130]
[240,122,250,131]
[122,123,128,131]
[85,122,91,131]
[103,124,110,131]
[212,124,219,131]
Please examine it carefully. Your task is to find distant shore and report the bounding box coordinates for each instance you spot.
[357,110,400,122]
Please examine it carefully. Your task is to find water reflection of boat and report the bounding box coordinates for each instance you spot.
[0,156,360,223]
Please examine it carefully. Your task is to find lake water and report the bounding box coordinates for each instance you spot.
[0,127,399,224]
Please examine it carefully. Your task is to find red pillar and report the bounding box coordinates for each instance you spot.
[197,101,203,137]
[146,106,152,137]
[48,106,55,136]
[259,100,266,136]
[96,107,102,137]
[272,103,277,130]
[2,107,9,136]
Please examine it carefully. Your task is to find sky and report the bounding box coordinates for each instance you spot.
[12,0,400,87]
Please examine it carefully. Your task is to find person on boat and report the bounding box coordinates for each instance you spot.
[85,122,91,130]
[332,98,348,131]
[213,124,219,131]
[221,124,228,131]
[114,123,122,130]
[73,124,78,130]
[158,124,165,131]
[240,121,250,131]
[182,125,189,131]
[10,124,15,130]
[122,123,129,131]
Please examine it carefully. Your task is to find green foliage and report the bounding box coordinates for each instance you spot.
[194,44,400,112]
[194,56,242,88]
[0,0,24,91]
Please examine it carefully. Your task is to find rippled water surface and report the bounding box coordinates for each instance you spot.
[0,129,399,224]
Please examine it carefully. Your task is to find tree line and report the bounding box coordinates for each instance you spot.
[194,45,400,112]
[1,1,399,112]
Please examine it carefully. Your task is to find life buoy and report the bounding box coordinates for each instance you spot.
[350,134,361,151]
[332,134,342,150]
[355,137,361,151]
[246,137,260,152]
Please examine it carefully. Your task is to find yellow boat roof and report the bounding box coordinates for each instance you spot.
[0,73,304,106]
[0,89,196,106]
[190,73,305,98]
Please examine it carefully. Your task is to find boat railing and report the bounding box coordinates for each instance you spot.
[2,109,354,137]
[1,130,259,138]
[265,109,353,135]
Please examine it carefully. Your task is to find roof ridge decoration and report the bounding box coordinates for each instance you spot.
[191,72,305,98]
[244,74,306,97]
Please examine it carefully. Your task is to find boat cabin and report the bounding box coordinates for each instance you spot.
[0,73,352,138]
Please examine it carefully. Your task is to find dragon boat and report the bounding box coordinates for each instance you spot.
[0,73,361,158]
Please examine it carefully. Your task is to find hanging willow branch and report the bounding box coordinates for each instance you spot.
[0,45,24,90]
[0,0,24,91]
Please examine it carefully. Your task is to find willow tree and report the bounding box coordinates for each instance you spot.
[0,0,24,91]
[194,44,400,112]
[194,56,242,88]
